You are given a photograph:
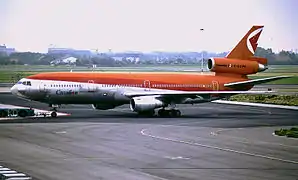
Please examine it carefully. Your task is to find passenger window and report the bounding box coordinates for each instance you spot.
[27,81,31,86]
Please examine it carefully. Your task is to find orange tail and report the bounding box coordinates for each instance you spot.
[226,25,266,64]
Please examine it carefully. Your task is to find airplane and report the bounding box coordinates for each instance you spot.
[10,25,289,118]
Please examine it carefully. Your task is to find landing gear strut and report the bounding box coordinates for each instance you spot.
[158,108,181,117]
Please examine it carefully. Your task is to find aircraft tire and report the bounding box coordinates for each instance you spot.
[158,109,181,118]
[174,110,181,117]
[169,109,181,117]
[158,109,168,117]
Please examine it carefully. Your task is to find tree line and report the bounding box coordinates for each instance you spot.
[0,47,298,66]
[255,47,298,65]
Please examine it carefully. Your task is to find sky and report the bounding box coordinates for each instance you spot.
[1,0,298,53]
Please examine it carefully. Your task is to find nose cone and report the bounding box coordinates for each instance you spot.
[11,85,18,95]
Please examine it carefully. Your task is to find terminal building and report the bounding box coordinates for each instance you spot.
[0,45,16,56]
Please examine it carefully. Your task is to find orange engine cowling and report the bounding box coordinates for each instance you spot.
[207,58,267,75]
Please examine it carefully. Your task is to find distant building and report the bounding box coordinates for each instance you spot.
[47,48,92,58]
[0,45,16,55]
[48,48,73,54]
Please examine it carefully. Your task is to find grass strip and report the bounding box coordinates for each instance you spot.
[229,94,298,106]
[274,127,298,138]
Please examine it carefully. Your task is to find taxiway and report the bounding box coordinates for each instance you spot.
[0,94,297,180]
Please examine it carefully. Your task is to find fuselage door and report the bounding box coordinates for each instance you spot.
[144,80,151,91]
[88,80,96,92]
[39,81,46,92]
[212,81,220,91]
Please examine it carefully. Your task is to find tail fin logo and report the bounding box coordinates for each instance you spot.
[247,27,263,54]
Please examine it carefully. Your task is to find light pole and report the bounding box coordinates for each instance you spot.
[200,28,204,72]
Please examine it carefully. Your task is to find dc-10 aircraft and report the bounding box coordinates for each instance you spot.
[11,26,288,117]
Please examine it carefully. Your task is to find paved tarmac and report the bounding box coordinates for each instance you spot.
[0,94,297,180]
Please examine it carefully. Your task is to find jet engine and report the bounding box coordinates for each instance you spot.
[130,96,165,112]
[207,58,267,75]
[92,103,116,110]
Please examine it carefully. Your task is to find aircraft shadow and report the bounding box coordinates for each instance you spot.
[0,110,297,128]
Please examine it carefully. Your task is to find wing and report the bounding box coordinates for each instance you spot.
[224,76,291,88]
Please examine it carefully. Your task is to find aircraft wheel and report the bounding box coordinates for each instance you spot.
[175,110,181,117]
[169,109,181,117]
[51,111,57,118]
[158,109,168,117]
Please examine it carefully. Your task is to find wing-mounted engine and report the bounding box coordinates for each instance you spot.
[207,58,267,75]
[130,96,165,112]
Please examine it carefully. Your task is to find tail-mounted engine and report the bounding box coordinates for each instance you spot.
[207,57,267,75]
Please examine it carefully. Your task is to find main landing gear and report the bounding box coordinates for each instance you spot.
[137,108,181,118]
[157,103,181,117]
[137,102,182,118]
[158,108,181,117]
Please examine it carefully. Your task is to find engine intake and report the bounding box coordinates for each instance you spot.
[130,96,165,112]
[207,58,267,75]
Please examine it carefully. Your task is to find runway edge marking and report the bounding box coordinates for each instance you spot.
[213,100,298,110]
[140,129,298,165]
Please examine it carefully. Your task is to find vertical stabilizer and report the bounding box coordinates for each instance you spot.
[226,26,264,60]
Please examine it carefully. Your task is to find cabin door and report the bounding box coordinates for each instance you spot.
[143,80,151,91]
[39,81,46,92]
[88,80,96,92]
[212,81,219,91]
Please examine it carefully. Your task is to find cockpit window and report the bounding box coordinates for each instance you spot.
[20,81,31,86]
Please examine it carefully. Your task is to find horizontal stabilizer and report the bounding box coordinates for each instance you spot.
[224,76,291,88]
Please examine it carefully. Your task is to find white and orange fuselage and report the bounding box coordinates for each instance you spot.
[12,71,249,104]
